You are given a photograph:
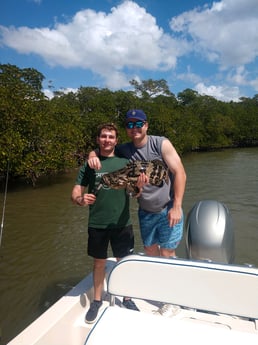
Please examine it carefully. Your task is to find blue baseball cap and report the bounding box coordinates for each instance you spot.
[125,109,147,122]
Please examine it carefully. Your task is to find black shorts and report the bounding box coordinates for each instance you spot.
[87,225,134,259]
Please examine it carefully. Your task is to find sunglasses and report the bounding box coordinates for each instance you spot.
[126,121,145,129]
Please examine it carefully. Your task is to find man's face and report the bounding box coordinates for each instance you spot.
[125,119,148,140]
[97,129,118,154]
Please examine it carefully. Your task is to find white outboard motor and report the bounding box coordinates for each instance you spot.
[185,200,234,264]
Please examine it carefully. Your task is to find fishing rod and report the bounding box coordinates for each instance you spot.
[0,160,10,247]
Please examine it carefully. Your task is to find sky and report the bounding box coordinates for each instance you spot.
[1,0,258,102]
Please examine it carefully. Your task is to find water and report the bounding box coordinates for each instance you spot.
[0,148,258,344]
[182,148,258,265]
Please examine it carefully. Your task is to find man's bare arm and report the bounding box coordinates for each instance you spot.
[71,184,96,206]
[161,139,187,226]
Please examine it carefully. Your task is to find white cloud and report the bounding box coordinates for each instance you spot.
[0,1,187,89]
[170,0,258,68]
[177,65,202,84]
[43,87,78,99]
[249,78,258,92]
[195,82,241,102]
[43,89,54,99]
[225,65,258,92]
[0,0,257,100]
[227,66,247,85]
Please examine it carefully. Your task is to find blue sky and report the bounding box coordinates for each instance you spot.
[1,0,258,101]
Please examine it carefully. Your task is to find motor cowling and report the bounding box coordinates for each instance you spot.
[185,200,234,264]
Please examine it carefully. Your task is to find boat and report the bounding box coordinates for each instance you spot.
[7,200,258,344]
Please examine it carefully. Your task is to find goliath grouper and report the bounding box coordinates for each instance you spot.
[93,159,169,197]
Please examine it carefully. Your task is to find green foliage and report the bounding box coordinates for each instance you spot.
[1,64,258,185]
[130,78,174,99]
[0,65,83,185]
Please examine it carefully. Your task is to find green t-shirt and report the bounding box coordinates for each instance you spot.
[75,156,131,229]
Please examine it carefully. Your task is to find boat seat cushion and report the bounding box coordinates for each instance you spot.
[107,255,258,319]
[84,306,258,345]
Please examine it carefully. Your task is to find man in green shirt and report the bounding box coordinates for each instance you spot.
[71,123,139,324]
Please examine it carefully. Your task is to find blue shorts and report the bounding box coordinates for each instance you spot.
[138,203,184,250]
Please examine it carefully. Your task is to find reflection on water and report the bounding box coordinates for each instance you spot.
[0,148,258,344]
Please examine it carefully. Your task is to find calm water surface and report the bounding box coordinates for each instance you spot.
[0,148,258,344]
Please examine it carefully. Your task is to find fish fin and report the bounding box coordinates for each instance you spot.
[126,184,139,198]
[157,181,164,188]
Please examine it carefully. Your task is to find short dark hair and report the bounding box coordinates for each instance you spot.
[97,123,118,138]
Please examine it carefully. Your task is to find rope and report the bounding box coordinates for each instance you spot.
[0,160,10,247]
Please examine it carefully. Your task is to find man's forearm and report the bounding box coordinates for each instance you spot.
[172,170,186,208]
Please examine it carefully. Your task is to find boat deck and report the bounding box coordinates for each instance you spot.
[7,256,258,345]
